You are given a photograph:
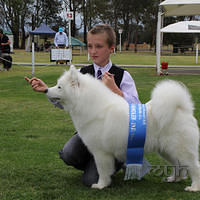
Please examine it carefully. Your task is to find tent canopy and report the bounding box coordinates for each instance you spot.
[3,30,12,35]
[156,0,200,74]
[28,24,85,47]
[160,0,200,16]
[30,23,56,35]
[161,21,200,33]
[71,37,86,47]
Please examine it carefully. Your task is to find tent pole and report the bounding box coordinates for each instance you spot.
[68,19,72,64]
[161,12,164,47]
[195,36,198,64]
[156,7,162,75]
[32,42,35,77]
[26,35,31,52]
[196,44,198,64]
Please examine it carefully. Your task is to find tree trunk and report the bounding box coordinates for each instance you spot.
[134,27,138,53]
[21,27,26,49]
[83,0,87,45]
[123,12,130,49]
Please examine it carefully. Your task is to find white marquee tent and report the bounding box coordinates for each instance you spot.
[156,0,200,74]
[160,0,200,16]
[161,21,200,33]
[160,21,200,64]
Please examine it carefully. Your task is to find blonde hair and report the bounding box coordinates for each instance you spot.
[88,24,116,47]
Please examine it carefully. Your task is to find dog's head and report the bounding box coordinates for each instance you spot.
[46,65,80,109]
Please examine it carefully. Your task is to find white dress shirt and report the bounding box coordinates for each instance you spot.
[93,61,140,104]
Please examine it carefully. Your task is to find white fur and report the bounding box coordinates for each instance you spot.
[47,65,200,191]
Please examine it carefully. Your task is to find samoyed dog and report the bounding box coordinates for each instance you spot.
[46,66,200,192]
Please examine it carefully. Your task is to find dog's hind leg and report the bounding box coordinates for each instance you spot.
[169,149,200,191]
[159,152,187,182]
[91,152,115,189]
[184,161,200,192]
[175,140,200,191]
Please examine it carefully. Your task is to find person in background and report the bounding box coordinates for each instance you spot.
[54,27,68,48]
[0,28,11,71]
[25,24,143,187]
[0,28,11,55]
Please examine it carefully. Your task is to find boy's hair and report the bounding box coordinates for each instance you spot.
[88,24,116,47]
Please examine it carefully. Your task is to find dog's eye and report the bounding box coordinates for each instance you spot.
[58,86,61,89]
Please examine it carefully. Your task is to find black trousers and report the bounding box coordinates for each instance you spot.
[57,44,66,48]
[59,133,123,187]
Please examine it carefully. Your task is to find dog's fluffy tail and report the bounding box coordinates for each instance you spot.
[150,79,194,129]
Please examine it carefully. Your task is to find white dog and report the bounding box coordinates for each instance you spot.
[46,66,200,192]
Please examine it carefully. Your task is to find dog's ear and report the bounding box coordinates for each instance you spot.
[69,65,79,87]
[70,65,76,71]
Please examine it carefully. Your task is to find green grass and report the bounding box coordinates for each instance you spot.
[0,65,200,200]
[12,49,200,65]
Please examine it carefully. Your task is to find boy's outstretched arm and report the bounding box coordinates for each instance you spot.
[24,77,48,93]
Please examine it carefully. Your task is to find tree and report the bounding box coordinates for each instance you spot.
[0,6,4,27]
[63,0,83,37]
[0,0,33,48]
[20,0,34,49]
[0,0,63,49]
[142,0,160,50]
[80,0,155,52]
[84,0,111,43]
[30,0,63,30]
[81,0,123,45]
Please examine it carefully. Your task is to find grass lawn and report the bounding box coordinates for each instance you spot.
[0,64,200,200]
[12,49,200,66]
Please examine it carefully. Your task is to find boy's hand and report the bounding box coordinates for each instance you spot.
[102,72,116,89]
[102,72,123,97]
[24,77,48,93]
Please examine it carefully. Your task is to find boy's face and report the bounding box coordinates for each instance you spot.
[87,32,114,67]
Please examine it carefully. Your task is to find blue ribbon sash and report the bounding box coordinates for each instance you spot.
[124,104,150,180]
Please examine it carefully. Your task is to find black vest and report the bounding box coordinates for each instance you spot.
[80,64,124,88]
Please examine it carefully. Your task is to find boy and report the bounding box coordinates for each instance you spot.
[25,24,140,187]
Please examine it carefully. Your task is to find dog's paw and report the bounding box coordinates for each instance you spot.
[166,176,176,182]
[185,186,200,192]
[91,183,105,190]
[165,176,187,183]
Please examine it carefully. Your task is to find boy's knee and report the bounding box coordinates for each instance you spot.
[59,148,74,166]
[58,134,81,165]
[81,173,98,187]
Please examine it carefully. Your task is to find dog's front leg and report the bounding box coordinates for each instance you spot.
[91,153,115,189]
